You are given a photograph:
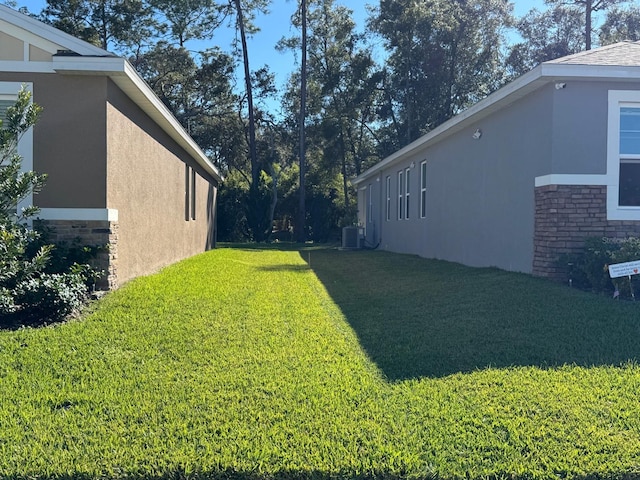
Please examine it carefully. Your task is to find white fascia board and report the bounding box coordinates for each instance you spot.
[52,55,128,75]
[534,174,609,187]
[53,56,223,184]
[0,5,109,57]
[38,208,119,222]
[539,62,640,80]
[0,61,55,73]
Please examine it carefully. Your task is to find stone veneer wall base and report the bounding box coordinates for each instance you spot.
[534,185,640,280]
[36,219,119,290]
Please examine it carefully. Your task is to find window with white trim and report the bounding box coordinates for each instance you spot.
[420,160,427,218]
[385,175,391,221]
[405,167,411,219]
[608,91,640,219]
[397,170,404,220]
[619,106,640,206]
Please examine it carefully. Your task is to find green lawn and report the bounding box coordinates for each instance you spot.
[2,246,640,479]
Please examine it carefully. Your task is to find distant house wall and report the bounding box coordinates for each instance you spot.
[106,79,217,286]
[359,79,640,277]
[364,85,554,273]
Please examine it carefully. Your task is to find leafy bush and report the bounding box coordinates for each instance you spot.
[562,236,640,298]
[13,271,88,322]
[0,87,97,327]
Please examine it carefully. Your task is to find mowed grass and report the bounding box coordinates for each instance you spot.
[2,247,640,479]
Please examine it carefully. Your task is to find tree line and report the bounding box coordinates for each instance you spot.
[9,0,640,242]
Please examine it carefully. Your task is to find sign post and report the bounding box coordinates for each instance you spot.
[608,260,640,300]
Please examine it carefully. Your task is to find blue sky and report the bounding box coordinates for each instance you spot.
[12,0,547,94]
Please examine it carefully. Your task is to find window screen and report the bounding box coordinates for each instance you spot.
[0,99,13,126]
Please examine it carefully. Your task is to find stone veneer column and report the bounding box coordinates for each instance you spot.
[534,184,640,279]
[36,219,119,290]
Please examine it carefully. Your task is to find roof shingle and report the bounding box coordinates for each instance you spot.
[546,41,640,66]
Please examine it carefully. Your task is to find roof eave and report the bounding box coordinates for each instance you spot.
[0,4,111,57]
[353,62,640,186]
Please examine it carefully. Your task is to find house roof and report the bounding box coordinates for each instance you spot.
[352,41,640,186]
[0,4,222,184]
[547,41,640,66]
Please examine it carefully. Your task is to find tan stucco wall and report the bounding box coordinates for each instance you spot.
[0,71,216,286]
[106,79,216,284]
[0,72,108,208]
[0,32,23,60]
[35,74,108,208]
[29,45,52,62]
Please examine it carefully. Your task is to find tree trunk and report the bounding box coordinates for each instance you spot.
[339,128,350,211]
[234,0,265,241]
[585,0,592,50]
[296,0,307,243]
[233,0,258,187]
[267,162,279,241]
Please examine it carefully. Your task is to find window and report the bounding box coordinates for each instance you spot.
[367,184,373,223]
[191,167,197,220]
[420,161,427,218]
[385,176,391,221]
[405,167,411,219]
[608,91,640,219]
[397,170,404,220]
[619,106,640,206]
[184,164,191,221]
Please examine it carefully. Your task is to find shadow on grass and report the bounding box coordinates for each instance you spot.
[304,248,640,381]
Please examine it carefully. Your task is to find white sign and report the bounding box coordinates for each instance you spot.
[608,260,640,278]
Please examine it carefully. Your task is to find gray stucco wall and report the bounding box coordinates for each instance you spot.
[361,80,640,273]
[363,85,556,273]
[551,81,612,175]
[358,78,640,275]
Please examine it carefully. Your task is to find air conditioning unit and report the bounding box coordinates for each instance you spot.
[341,226,365,249]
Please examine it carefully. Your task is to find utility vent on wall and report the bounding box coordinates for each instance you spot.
[341,226,365,250]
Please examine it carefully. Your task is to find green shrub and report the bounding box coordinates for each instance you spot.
[14,271,88,322]
[562,236,640,298]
